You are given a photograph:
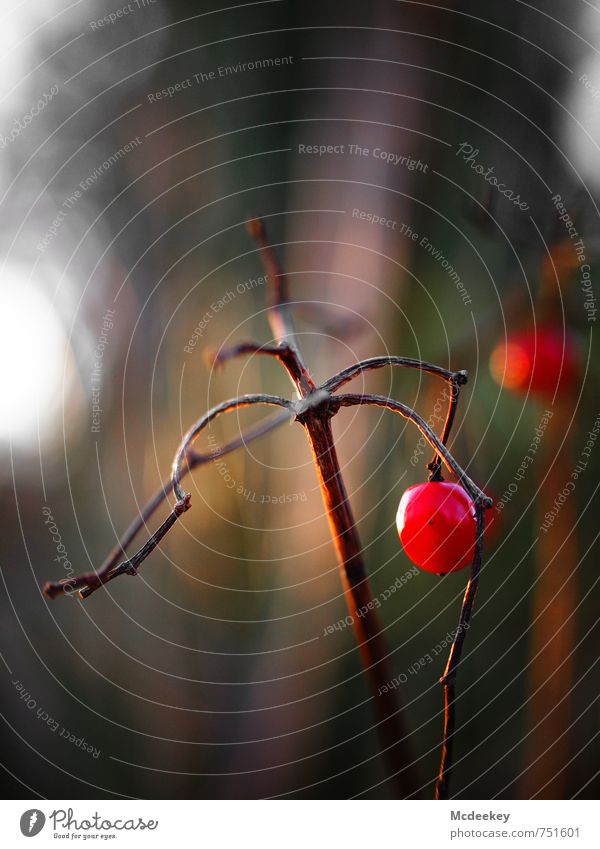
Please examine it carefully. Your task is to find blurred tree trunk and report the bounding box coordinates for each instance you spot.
[519,402,578,798]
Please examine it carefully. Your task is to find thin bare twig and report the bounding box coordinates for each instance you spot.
[323,359,467,486]
[333,391,491,798]
[206,340,315,394]
[322,356,467,394]
[246,218,313,396]
[43,408,291,600]
[248,223,424,795]
[80,494,192,599]
[334,393,491,507]
[428,377,463,482]
[435,506,486,799]
[82,396,291,600]
[172,394,292,503]
[44,218,490,801]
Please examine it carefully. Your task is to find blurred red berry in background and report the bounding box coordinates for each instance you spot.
[489,324,580,397]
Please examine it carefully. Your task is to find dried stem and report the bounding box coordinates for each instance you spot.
[435,507,486,799]
[81,494,192,599]
[246,218,312,395]
[428,377,462,482]
[172,394,292,502]
[206,340,315,395]
[82,395,291,600]
[334,394,491,507]
[334,392,491,797]
[43,409,291,599]
[43,218,490,800]
[295,402,420,795]
[322,356,467,394]
[250,223,423,795]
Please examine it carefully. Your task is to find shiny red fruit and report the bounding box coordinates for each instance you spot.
[489,324,579,397]
[396,481,477,574]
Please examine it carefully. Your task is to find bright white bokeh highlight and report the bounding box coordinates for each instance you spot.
[0,268,67,444]
[565,6,600,191]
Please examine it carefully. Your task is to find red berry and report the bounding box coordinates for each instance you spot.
[396,481,477,574]
[489,324,579,397]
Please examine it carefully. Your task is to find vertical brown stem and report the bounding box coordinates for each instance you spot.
[301,411,419,797]
[435,506,485,799]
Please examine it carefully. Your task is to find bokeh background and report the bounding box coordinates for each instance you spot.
[0,0,598,799]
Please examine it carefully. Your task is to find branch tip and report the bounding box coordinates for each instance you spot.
[175,493,192,515]
[246,217,265,241]
[203,347,220,370]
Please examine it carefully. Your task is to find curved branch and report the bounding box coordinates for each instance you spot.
[43,408,291,600]
[187,409,290,465]
[334,393,491,507]
[172,393,293,502]
[85,395,291,599]
[323,358,467,486]
[206,341,288,368]
[205,340,315,394]
[322,356,468,395]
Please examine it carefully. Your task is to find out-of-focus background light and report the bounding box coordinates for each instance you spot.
[0,268,68,444]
